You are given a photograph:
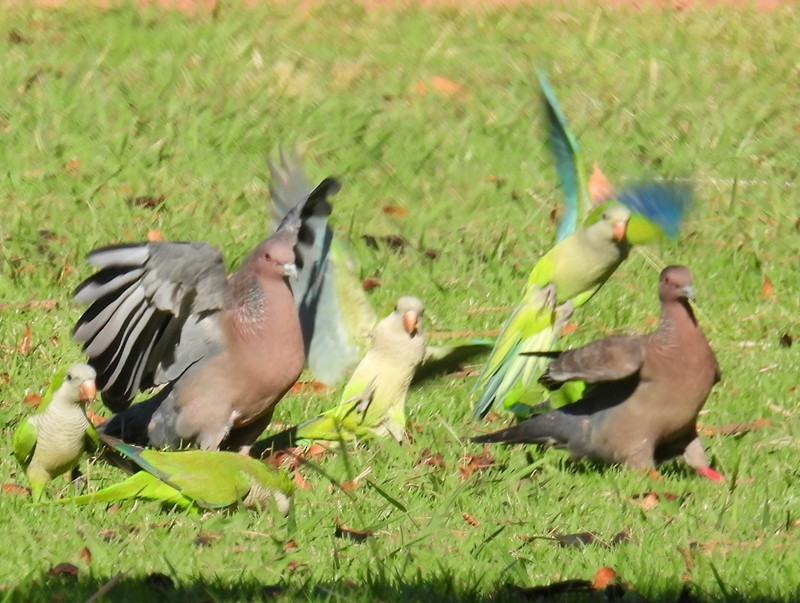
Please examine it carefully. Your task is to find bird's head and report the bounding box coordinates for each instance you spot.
[585,201,631,245]
[61,363,97,406]
[659,265,695,302]
[256,238,298,281]
[395,296,424,338]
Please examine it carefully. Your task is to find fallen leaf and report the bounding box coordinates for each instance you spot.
[24,393,43,406]
[194,532,220,547]
[640,492,660,511]
[361,276,382,292]
[340,479,359,492]
[305,443,328,459]
[700,419,771,437]
[0,372,11,384]
[99,529,117,542]
[49,562,79,577]
[588,163,615,204]
[334,519,372,542]
[462,512,479,527]
[416,449,446,469]
[147,230,163,242]
[592,566,617,589]
[2,483,31,496]
[779,333,792,348]
[559,322,578,336]
[63,158,82,177]
[293,471,310,490]
[128,195,165,209]
[283,539,298,551]
[430,75,464,96]
[423,248,439,260]
[413,80,427,96]
[760,274,774,299]
[17,325,32,355]
[381,205,407,218]
[381,234,408,250]
[458,447,495,479]
[553,531,597,548]
[80,547,92,565]
[8,29,27,44]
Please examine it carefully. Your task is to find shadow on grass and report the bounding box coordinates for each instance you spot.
[10,572,795,603]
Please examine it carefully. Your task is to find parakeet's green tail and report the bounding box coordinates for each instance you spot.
[51,471,193,509]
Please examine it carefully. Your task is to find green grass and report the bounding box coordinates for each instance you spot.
[1,1,798,601]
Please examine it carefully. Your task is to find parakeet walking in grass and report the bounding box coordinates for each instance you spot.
[13,363,98,501]
[55,435,294,514]
[471,71,692,420]
[253,296,427,453]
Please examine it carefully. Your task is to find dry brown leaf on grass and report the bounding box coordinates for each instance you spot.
[760,274,775,299]
[699,419,771,437]
[381,205,407,218]
[462,512,479,527]
[333,518,372,543]
[458,447,496,479]
[415,448,446,469]
[361,276,381,292]
[49,562,79,577]
[23,393,42,406]
[80,547,92,565]
[17,324,32,355]
[2,483,31,496]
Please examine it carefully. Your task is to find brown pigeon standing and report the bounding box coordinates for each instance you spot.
[73,178,340,452]
[472,265,724,481]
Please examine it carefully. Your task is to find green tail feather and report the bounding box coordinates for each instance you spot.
[52,472,193,509]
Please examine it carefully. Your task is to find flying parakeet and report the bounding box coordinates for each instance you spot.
[13,363,99,501]
[471,71,692,420]
[252,296,427,454]
[55,435,294,514]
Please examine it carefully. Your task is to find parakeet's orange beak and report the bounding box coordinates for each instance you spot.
[612,220,627,242]
[79,380,97,404]
[402,310,419,336]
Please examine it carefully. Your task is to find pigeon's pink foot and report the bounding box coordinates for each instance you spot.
[696,467,725,482]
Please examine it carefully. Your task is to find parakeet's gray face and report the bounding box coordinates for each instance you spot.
[64,363,97,405]
[596,205,631,243]
[394,296,425,338]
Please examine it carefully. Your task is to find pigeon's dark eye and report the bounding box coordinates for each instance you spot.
[265,252,272,262]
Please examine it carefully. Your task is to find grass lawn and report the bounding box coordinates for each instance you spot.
[0,1,797,601]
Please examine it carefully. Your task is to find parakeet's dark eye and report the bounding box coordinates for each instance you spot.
[601,212,608,220]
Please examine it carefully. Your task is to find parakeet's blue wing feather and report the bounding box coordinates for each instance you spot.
[537,68,583,243]
[617,180,692,240]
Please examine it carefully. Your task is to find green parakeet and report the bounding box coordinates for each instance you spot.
[471,71,692,420]
[55,435,294,514]
[13,363,99,501]
[253,296,427,453]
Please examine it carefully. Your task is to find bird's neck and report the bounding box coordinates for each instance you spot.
[656,298,699,345]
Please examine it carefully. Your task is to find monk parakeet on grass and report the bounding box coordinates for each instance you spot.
[253,296,427,453]
[55,435,294,514]
[13,363,98,501]
[471,71,692,420]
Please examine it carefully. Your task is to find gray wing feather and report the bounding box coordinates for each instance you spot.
[73,241,229,411]
[544,335,646,385]
[268,149,361,384]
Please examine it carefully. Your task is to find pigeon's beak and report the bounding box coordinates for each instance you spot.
[611,220,628,242]
[402,310,419,336]
[79,380,97,404]
[680,285,696,301]
[282,263,298,279]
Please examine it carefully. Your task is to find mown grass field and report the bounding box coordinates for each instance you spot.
[0,2,798,601]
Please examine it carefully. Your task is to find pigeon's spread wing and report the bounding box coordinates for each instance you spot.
[73,242,229,411]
